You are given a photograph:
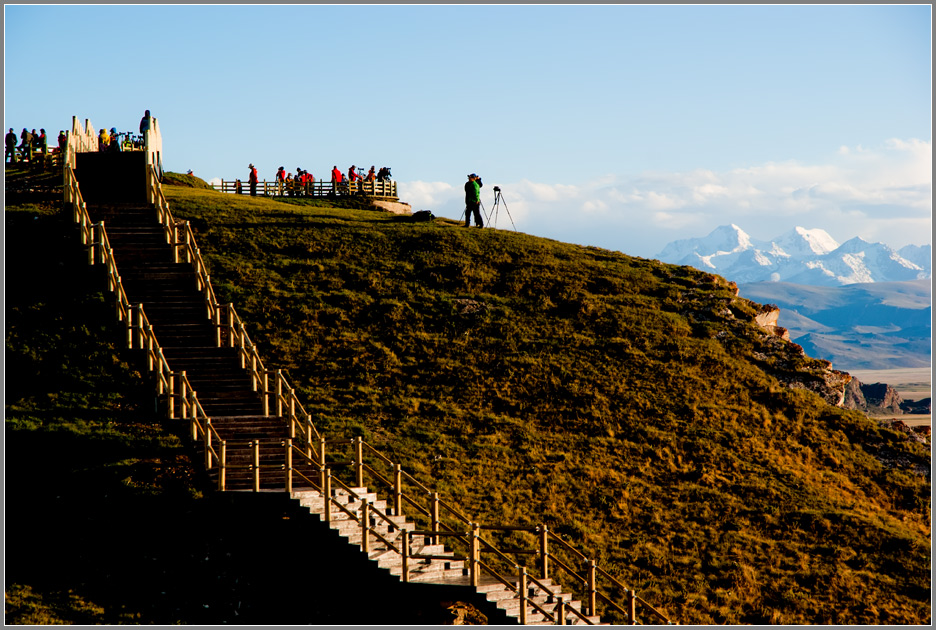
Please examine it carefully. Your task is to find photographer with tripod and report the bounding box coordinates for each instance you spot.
[464,173,484,228]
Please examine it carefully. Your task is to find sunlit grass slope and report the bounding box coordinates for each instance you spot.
[161,181,930,625]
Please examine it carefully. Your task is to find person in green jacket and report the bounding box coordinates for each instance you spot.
[464,173,483,228]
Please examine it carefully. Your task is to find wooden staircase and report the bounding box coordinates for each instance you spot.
[291,486,602,625]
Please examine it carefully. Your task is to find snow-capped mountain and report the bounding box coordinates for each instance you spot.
[656,225,931,286]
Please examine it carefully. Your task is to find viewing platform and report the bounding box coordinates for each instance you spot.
[212,178,398,201]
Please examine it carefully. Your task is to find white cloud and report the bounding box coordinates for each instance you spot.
[397,180,456,209]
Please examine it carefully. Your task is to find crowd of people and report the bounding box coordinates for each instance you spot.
[238,163,393,197]
[5,111,156,166]
[4,127,64,165]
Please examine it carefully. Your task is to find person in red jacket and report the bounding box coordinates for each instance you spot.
[248,163,258,196]
[331,165,343,193]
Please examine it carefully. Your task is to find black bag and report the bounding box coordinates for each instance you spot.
[411,210,434,222]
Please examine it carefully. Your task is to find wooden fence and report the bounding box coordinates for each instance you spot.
[213,178,398,200]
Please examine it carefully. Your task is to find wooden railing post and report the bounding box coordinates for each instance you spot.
[134,305,144,349]
[226,304,235,348]
[627,589,636,625]
[289,388,296,424]
[213,305,221,348]
[219,441,227,491]
[354,436,364,488]
[262,370,270,416]
[401,529,410,583]
[393,463,403,516]
[167,372,175,419]
[556,598,565,625]
[252,440,260,492]
[430,493,440,545]
[305,421,313,460]
[180,372,189,419]
[124,300,133,348]
[285,439,293,493]
[88,222,96,265]
[188,388,197,425]
[519,566,528,625]
[361,499,370,554]
[276,369,284,417]
[184,221,192,263]
[172,221,179,263]
[205,419,213,469]
[145,324,155,371]
[539,525,549,579]
[319,437,327,470]
[239,325,248,368]
[322,468,332,524]
[469,522,479,587]
[587,560,597,617]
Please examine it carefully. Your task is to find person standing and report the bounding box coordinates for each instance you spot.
[248,163,258,196]
[19,128,32,162]
[464,173,483,228]
[57,130,67,153]
[140,110,152,135]
[331,165,342,193]
[5,128,18,163]
[276,166,286,196]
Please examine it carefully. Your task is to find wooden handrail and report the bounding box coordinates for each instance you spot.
[361,442,395,467]
[548,530,590,563]
[399,469,434,496]
[476,558,518,594]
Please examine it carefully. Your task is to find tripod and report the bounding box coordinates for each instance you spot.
[488,186,516,231]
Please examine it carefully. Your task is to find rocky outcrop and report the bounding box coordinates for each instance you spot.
[900,397,932,415]
[750,332,852,406]
[754,304,791,341]
[842,379,905,415]
[373,200,412,215]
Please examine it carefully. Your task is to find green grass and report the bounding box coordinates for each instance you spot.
[4,167,930,625]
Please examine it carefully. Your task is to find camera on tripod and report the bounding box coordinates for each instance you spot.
[493,186,501,192]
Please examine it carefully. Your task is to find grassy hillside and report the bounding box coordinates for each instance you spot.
[160,182,930,624]
[4,169,929,624]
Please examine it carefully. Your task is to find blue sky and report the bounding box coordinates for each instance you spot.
[4,4,931,258]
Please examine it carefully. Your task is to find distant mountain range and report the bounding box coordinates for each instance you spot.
[656,225,931,371]
[657,224,931,286]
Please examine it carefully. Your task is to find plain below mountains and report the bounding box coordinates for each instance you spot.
[738,279,931,371]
